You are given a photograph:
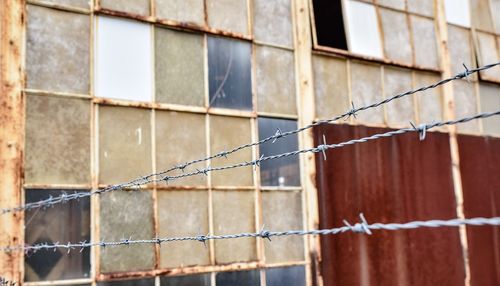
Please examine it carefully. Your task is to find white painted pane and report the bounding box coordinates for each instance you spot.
[345,0,383,58]
[95,17,152,102]
[445,0,470,27]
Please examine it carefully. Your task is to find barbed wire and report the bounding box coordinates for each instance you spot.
[1,62,499,215]
[2,215,499,253]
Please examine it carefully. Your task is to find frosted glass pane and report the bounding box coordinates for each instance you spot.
[207,0,248,35]
[445,0,470,27]
[470,0,494,32]
[100,0,150,16]
[384,67,414,126]
[95,17,152,102]
[345,0,383,58]
[253,0,293,47]
[414,72,443,125]
[156,0,205,24]
[479,83,500,135]
[350,61,384,124]
[410,15,439,69]
[32,0,89,9]
[475,32,500,81]
[447,25,475,77]
[493,0,500,33]
[407,0,434,17]
[453,81,479,133]
[380,9,412,63]
[377,0,405,10]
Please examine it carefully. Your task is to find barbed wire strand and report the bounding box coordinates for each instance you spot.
[2,216,499,253]
[1,62,499,215]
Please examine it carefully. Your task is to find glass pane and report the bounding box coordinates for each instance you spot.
[212,191,256,264]
[157,190,210,268]
[95,16,152,102]
[407,0,434,17]
[414,72,443,125]
[255,46,296,115]
[253,0,293,47]
[494,0,500,33]
[155,0,205,24]
[206,0,248,35]
[210,116,253,187]
[208,37,252,110]
[26,5,90,94]
[100,0,150,16]
[479,83,500,135]
[350,61,384,124]
[475,32,500,81]
[410,15,439,69]
[258,118,300,187]
[160,274,211,286]
[25,190,90,281]
[99,190,155,273]
[447,25,476,78]
[377,0,405,10]
[155,28,205,106]
[380,9,412,64]
[262,191,304,263]
[97,279,155,286]
[470,0,494,32]
[445,0,470,27]
[453,81,479,133]
[25,94,90,185]
[345,0,383,58]
[31,0,89,9]
[266,266,306,286]
[312,55,349,119]
[156,111,207,186]
[384,67,414,126]
[99,106,152,185]
[215,270,260,286]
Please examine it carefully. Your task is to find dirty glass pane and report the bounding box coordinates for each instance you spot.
[160,274,211,286]
[447,25,476,78]
[25,94,90,185]
[210,116,253,187]
[479,83,500,135]
[208,37,252,110]
[475,32,500,81]
[407,0,434,17]
[453,81,480,133]
[258,118,300,187]
[215,270,260,286]
[410,15,439,69]
[350,62,384,124]
[155,0,205,24]
[206,0,248,35]
[445,0,470,27]
[31,0,89,9]
[255,46,296,115]
[157,190,210,268]
[100,0,150,16]
[253,0,293,47]
[156,111,206,186]
[99,190,155,273]
[312,55,349,119]
[95,16,152,102]
[470,0,494,32]
[26,5,90,94]
[345,0,383,58]
[377,0,405,10]
[212,191,256,264]
[384,67,414,126]
[97,279,155,286]
[494,0,500,33]
[266,266,306,286]
[25,190,90,281]
[99,106,152,185]
[155,28,205,106]
[262,191,303,263]
[414,72,443,125]
[379,9,412,64]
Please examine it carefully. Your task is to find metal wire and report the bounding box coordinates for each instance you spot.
[2,216,499,253]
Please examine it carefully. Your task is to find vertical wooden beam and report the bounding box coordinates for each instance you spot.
[0,0,25,282]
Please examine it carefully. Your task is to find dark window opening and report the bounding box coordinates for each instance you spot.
[312,0,348,50]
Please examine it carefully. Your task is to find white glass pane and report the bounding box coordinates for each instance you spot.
[345,0,383,58]
[95,17,152,102]
[445,0,470,27]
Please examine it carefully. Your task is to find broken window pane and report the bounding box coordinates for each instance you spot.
[445,0,470,27]
[266,266,306,286]
[479,83,500,135]
[262,191,304,263]
[258,118,300,187]
[453,81,480,133]
[312,0,348,49]
[380,8,412,64]
[475,32,500,81]
[206,0,248,35]
[208,36,252,110]
[95,16,152,102]
[312,55,349,119]
[447,25,475,77]
[97,279,155,286]
[100,0,150,16]
[160,274,211,286]
[99,106,152,185]
[407,0,434,17]
[210,116,253,187]
[25,94,91,185]
[156,111,207,186]
[25,189,90,281]
[253,0,293,47]
[155,28,205,106]
[26,5,90,94]
[470,0,494,32]
[345,0,383,58]
[410,15,439,69]
[255,46,296,115]
[350,61,384,124]
[99,190,155,273]
[414,72,443,125]
[212,191,256,264]
[155,0,205,25]
[215,270,260,286]
[157,190,210,268]
[384,67,414,126]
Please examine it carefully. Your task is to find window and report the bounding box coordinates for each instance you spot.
[206,0,249,35]
[444,0,471,27]
[155,0,205,25]
[344,0,383,58]
[253,0,294,47]
[99,0,150,16]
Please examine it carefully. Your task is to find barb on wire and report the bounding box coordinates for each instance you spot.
[2,216,499,253]
[2,62,499,215]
